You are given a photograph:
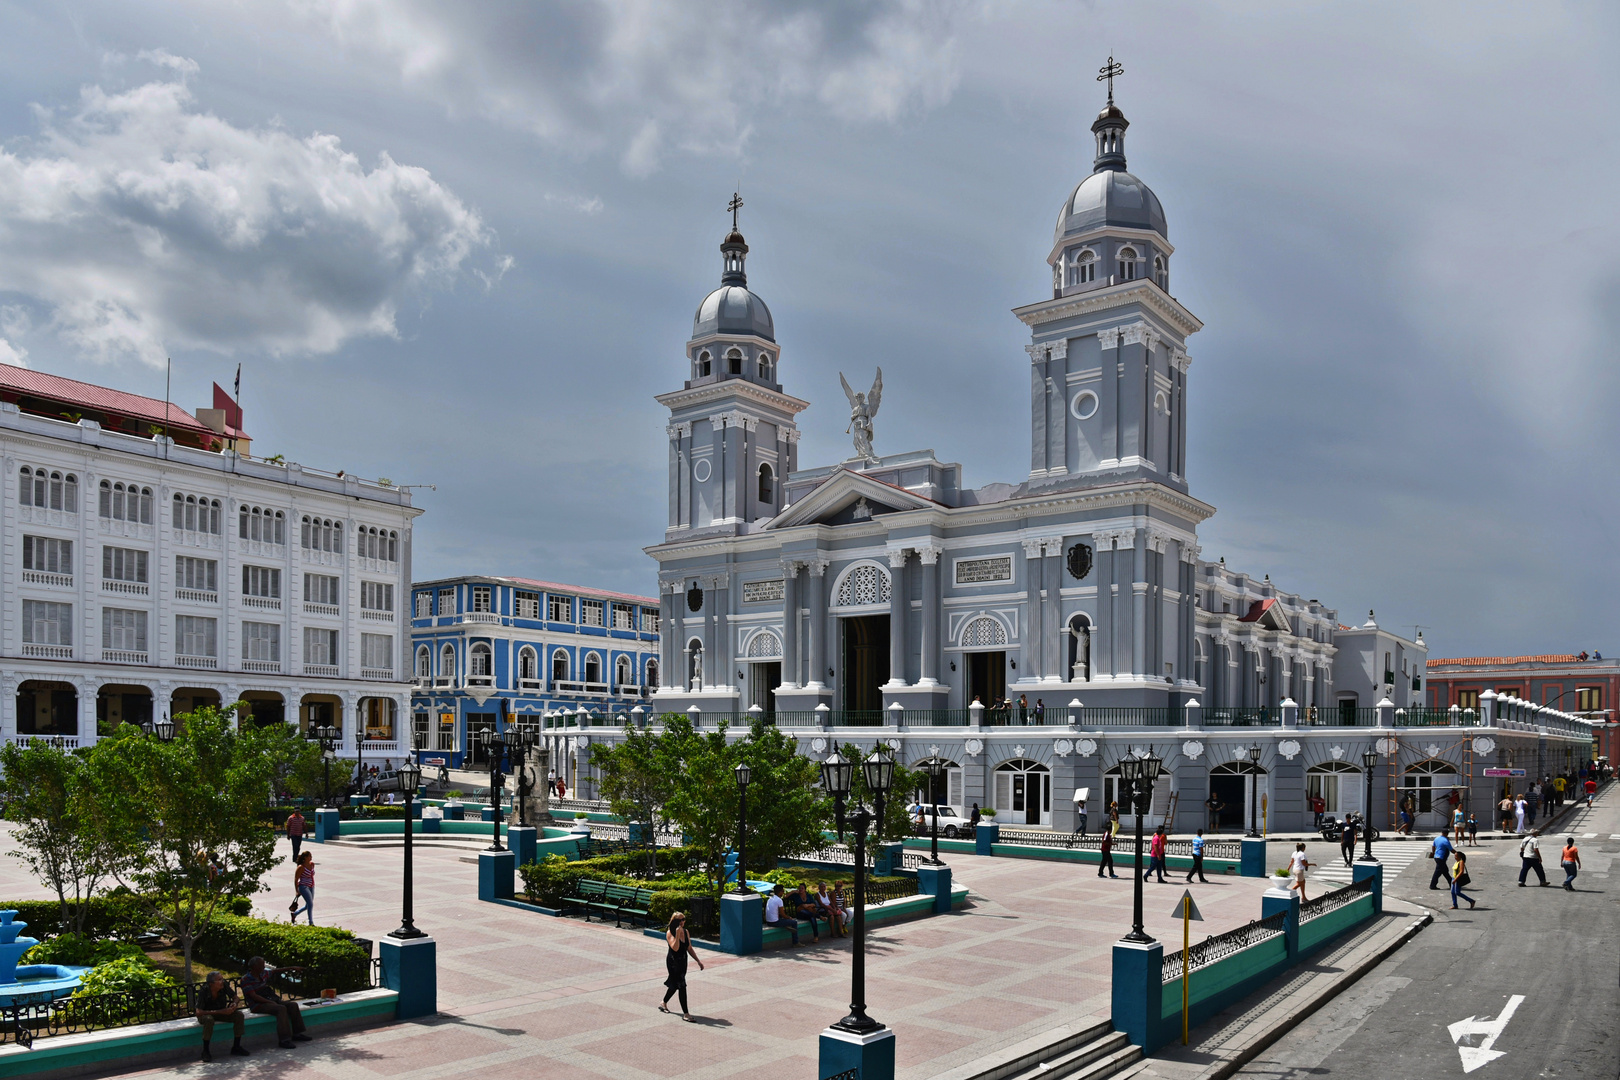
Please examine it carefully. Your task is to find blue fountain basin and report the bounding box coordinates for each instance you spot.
[0,965,91,1007]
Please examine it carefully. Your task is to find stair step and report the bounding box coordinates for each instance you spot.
[1008,1036,1141,1080]
[934,1020,1115,1080]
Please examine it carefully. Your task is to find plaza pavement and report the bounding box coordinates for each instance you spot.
[0,824,1281,1079]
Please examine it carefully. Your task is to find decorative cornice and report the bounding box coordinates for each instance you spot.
[1012,278,1203,338]
[807,556,830,576]
[654,380,811,417]
[1025,339,1070,364]
[1021,539,1045,560]
[1097,327,1121,349]
[1120,322,1152,348]
[916,543,942,565]
[887,548,910,568]
[666,422,692,439]
[1043,538,1065,558]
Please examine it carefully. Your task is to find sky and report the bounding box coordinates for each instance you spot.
[0,1,1614,659]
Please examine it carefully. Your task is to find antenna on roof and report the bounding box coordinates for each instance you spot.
[163,357,171,458]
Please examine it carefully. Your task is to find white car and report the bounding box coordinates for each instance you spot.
[911,804,969,838]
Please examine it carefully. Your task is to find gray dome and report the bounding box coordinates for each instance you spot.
[693,285,775,342]
[1055,169,1167,242]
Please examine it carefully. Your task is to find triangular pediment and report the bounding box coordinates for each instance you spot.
[767,468,938,529]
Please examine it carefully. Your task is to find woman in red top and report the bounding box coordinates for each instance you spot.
[1561,837,1581,890]
[290,852,316,925]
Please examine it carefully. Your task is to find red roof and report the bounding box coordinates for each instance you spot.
[1427,654,1581,668]
[501,577,657,607]
[0,365,213,438]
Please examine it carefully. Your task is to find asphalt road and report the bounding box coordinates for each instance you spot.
[1236,790,1619,1080]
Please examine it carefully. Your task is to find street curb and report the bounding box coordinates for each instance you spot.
[1141,909,1434,1080]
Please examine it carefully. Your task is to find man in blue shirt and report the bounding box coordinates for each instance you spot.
[1184,829,1210,883]
[1429,832,1454,890]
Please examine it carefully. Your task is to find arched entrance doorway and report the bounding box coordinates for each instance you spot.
[238,690,286,728]
[1209,759,1268,834]
[912,758,964,815]
[961,616,1009,706]
[361,698,398,748]
[994,758,1050,825]
[171,687,222,721]
[17,681,77,738]
[299,694,343,738]
[833,563,891,714]
[1401,759,1461,831]
[96,683,153,735]
[1307,761,1363,816]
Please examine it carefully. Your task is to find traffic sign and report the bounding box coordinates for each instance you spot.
[1170,890,1203,921]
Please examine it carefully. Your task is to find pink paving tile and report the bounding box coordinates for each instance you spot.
[926,1000,1056,1031]
[329,1028,508,1072]
[575,1024,759,1075]
[471,1056,624,1080]
[962,938,1069,964]
[895,1027,990,1066]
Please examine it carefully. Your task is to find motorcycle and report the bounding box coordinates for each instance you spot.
[1319,812,1379,844]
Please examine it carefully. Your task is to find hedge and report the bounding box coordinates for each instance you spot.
[193,912,371,992]
[517,848,705,908]
[0,895,252,942]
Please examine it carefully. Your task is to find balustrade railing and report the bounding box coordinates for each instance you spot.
[1299,876,1372,922]
[1160,910,1288,984]
[994,827,1241,861]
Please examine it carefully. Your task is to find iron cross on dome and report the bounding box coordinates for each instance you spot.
[1098,56,1123,104]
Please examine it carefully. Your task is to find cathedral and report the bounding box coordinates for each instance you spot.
[648,83,1209,720]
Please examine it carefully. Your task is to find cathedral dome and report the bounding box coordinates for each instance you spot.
[1055,168,1167,242]
[693,284,775,342]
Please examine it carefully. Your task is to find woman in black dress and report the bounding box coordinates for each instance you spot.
[659,912,704,1021]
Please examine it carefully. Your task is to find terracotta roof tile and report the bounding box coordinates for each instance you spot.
[1426,654,1580,668]
[0,365,212,437]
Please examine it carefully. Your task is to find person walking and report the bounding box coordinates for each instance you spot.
[1186,829,1210,883]
[289,851,315,925]
[1526,784,1539,827]
[1560,837,1581,890]
[1517,829,1548,886]
[1097,825,1118,878]
[1498,794,1514,833]
[1449,849,1476,910]
[1147,826,1169,883]
[658,912,705,1021]
[1514,795,1527,834]
[1452,804,1465,844]
[1287,843,1312,901]
[1340,814,1358,867]
[1584,775,1598,807]
[1428,832,1454,891]
[1075,797,1088,838]
[968,802,981,828]
[285,809,305,862]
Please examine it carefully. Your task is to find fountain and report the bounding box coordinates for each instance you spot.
[0,911,90,1006]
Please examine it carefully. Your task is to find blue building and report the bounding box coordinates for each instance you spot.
[409,575,660,769]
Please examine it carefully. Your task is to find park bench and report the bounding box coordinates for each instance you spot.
[562,879,656,927]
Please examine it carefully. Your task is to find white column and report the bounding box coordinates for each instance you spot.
[917,545,941,687]
[781,560,801,688]
[885,548,908,688]
[805,557,829,691]
[1022,539,1043,679]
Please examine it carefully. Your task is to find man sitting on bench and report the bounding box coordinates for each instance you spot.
[765,884,800,946]
[196,971,249,1060]
[240,957,312,1049]
[789,882,822,943]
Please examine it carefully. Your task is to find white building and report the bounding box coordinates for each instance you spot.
[0,366,420,759]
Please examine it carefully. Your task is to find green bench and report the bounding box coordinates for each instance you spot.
[562,879,656,927]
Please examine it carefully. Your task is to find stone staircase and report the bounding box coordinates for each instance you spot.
[932,1020,1141,1080]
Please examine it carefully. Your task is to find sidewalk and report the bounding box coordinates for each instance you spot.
[1119,899,1432,1080]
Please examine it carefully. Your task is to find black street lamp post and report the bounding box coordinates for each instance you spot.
[733,761,752,893]
[307,723,339,808]
[142,711,176,742]
[1360,749,1379,862]
[1119,751,1163,944]
[820,748,894,1036]
[383,760,426,939]
[922,754,945,865]
[478,727,507,851]
[1246,744,1263,838]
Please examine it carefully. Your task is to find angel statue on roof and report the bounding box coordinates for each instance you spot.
[839,367,883,466]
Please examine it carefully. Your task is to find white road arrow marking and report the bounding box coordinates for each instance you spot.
[1447,995,1524,1073]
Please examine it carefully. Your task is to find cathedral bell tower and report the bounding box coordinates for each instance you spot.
[655,197,808,539]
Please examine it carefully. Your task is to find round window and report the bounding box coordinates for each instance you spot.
[1071,390,1099,420]
[692,458,713,482]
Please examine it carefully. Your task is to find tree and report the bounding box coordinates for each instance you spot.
[84,706,286,988]
[592,723,673,875]
[835,743,922,844]
[0,740,130,934]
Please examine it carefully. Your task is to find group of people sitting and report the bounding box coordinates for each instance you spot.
[193,958,312,1060]
[762,881,848,945]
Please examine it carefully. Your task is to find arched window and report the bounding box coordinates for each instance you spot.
[1307,761,1361,815]
[1118,247,1137,281]
[173,493,221,535]
[19,467,78,511]
[415,645,431,678]
[697,351,711,377]
[1069,249,1097,285]
[616,655,632,687]
[519,646,538,682]
[757,463,774,505]
[239,505,287,545]
[470,643,492,679]
[439,643,456,678]
[584,652,602,684]
[1154,255,1167,289]
[99,480,154,524]
[746,630,783,658]
[551,649,569,684]
[1401,759,1460,816]
[301,516,343,553]
[833,563,891,607]
[913,757,965,815]
[646,658,660,690]
[757,352,772,380]
[994,758,1051,825]
[726,348,743,376]
[1068,614,1092,681]
[961,616,1008,648]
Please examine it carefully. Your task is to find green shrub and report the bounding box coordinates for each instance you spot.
[193,913,371,992]
[517,848,710,907]
[21,933,145,968]
[0,896,249,943]
[646,890,713,930]
[73,956,176,996]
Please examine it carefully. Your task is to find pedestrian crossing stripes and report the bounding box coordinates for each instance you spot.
[1312,842,1430,888]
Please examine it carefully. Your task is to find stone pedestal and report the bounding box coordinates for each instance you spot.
[974,821,1000,856]
[916,865,952,914]
[1240,836,1268,878]
[819,1025,895,1080]
[1352,860,1384,914]
[314,808,340,843]
[1261,887,1300,958]
[349,794,368,807]
[873,841,905,876]
[508,826,538,867]
[478,850,515,902]
[480,805,497,822]
[720,892,762,956]
[1110,938,1166,1049]
[378,935,437,1019]
[443,802,465,821]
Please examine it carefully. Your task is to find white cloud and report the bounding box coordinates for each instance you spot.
[0,63,494,365]
[293,0,975,173]
[0,339,27,367]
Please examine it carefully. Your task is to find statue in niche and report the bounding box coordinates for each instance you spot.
[839,368,883,465]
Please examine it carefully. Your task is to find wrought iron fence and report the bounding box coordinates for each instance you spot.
[823,1068,861,1080]
[1301,707,1379,727]
[799,845,874,867]
[1393,708,1475,728]
[0,958,381,1047]
[1160,910,1287,984]
[905,709,971,726]
[865,877,920,905]
[1203,707,1284,728]
[1299,876,1373,922]
[993,827,1240,861]
[900,851,930,870]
